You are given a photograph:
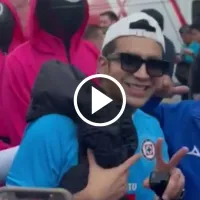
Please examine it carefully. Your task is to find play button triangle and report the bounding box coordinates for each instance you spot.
[91,87,113,114]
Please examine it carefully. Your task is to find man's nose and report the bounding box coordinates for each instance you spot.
[133,64,150,79]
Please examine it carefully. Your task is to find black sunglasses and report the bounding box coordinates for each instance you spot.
[106,53,170,77]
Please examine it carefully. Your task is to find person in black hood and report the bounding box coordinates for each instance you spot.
[35,0,86,49]
[0,0,26,151]
[6,12,186,200]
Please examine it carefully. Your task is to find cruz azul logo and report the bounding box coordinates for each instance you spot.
[141,139,155,160]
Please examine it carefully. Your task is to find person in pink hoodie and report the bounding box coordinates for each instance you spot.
[75,24,104,76]
[0,0,25,150]
[0,0,25,73]
[1,0,92,148]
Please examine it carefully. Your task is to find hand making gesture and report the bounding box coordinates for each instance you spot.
[144,138,188,200]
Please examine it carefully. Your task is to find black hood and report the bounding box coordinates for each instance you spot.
[26,60,94,122]
[35,0,87,44]
[0,2,15,52]
[27,60,116,123]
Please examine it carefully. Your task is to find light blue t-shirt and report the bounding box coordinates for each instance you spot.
[183,41,200,63]
[6,110,168,200]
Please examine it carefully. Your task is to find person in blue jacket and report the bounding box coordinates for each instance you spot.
[140,21,200,198]
[143,99,200,200]
[6,12,186,200]
[142,54,199,200]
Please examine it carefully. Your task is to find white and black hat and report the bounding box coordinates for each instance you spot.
[102,12,165,52]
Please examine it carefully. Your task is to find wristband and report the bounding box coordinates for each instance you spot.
[149,171,170,198]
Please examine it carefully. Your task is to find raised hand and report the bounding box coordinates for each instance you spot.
[154,138,188,171]
[144,138,188,200]
[85,149,141,200]
[153,75,189,98]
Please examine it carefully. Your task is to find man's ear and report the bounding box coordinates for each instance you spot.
[97,55,109,74]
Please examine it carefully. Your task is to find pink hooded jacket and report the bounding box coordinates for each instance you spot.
[75,39,100,76]
[0,0,25,77]
[1,0,99,147]
[0,0,25,150]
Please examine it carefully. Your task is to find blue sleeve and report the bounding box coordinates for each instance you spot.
[143,99,176,132]
[6,114,78,187]
[142,96,162,114]
[190,42,200,56]
[184,42,200,63]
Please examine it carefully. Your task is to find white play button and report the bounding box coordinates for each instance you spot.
[74,74,126,127]
[91,87,113,114]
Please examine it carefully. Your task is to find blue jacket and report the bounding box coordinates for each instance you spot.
[143,100,200,200]
[6,109,168,200]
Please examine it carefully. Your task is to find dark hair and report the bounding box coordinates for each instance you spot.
[84,25,102,40]
[102,40,116,57]
[179,25,191,34]
[141,9,164,31]
[100,11,118,22]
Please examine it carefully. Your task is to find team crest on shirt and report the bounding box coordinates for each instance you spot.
[141,139,155,160]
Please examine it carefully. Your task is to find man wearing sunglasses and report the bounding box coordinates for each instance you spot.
[97,12,187,199]
[6,12,186,200]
